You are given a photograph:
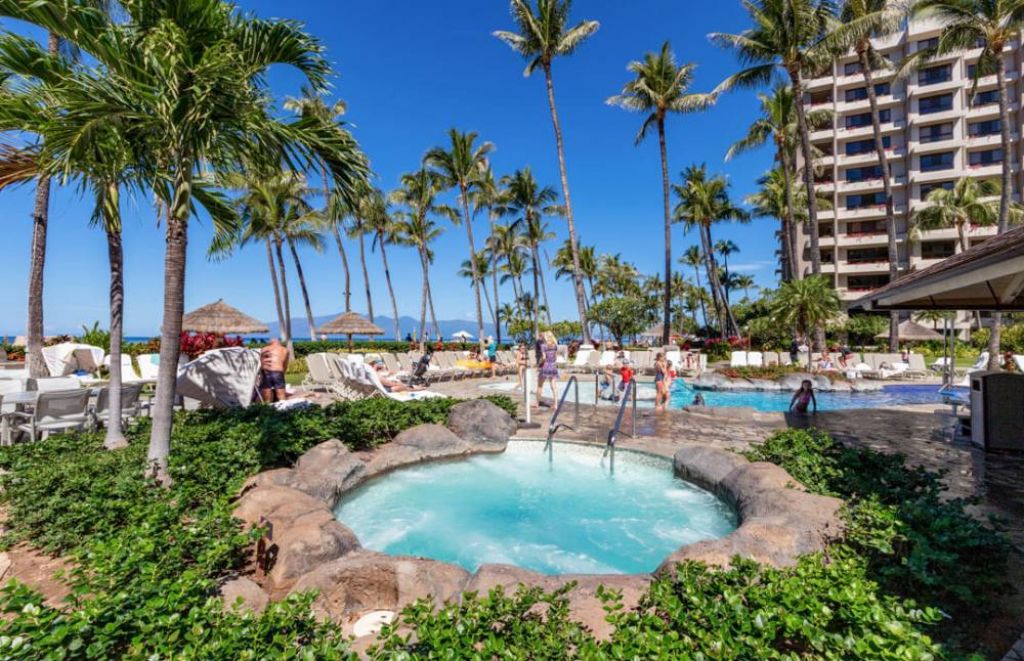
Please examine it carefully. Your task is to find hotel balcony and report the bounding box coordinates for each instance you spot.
[836,147,904,167]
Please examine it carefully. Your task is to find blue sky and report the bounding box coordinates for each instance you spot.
[0,1,777,337]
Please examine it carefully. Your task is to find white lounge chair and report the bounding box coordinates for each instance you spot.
[29,377,82,392]
[8,389,90,442]
[747,351,764,367]
[729,351,748,368]
[358,362,445,402]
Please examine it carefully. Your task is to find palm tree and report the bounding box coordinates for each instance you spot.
[771,275,840,344]
[827,0,904,350]
[711,0,835,276]
[908,0,1024,369]
[673,165,750,337]
[390,168,455,343]
[679,245,709,331]
[912,178,1001,253]
[501,243,531,303]
[726,84,817,281]
[363,189,402,340]
[284,91,353,314]
[494,0,598,342]
[715,239,740,306]
[607,41,716,345]
[500,167,561,336]
[472,166,506,341]
[3,1,370,483]
[733,274,758,300]
[459,253,495,324]
[348,186,381,326]
[425,128,493,348]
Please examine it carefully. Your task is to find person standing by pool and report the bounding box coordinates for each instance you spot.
[654,352,668,411]
[788,338,800,367]
[485,335,498,378]
[536,331,559,407]
[259,338,289,403]
[789,379,817,415]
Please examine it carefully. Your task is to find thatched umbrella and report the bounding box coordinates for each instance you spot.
[875,319,943,343]
[319,311,384,349]
[182,299,268,335]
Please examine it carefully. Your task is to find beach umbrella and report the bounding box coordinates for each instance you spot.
[451,330,474,341]
[319,311,384,349]
[182,299,268,335]
[875,319,943,343]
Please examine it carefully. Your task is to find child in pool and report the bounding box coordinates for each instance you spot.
[789,379,817,414]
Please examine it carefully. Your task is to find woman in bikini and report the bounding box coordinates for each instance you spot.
[654,352,668,411]
[535,331,560,407]
[789,379,817,414]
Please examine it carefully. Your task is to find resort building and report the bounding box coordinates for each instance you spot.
[796,17,1017,319]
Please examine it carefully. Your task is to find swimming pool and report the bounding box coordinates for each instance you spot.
[335,440,737,575]
[671,383,962,413]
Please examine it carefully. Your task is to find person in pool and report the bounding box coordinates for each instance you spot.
[789,379,817,414]
[691,392,706,407]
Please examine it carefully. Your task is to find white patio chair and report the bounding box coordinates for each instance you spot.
[747,351,764,367]
[9,389,90,442]
[91,383,144,428]
[29,377,82,392]
[729,351,748,368]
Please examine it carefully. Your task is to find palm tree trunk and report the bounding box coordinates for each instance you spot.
[789,67,821,276]
[858,47,900,353]
[378,236,401,340]
[356,223,374,323]
[488,213,501,345]
[535,246,552,324]
[418,247,429,350]
[266,240,286,341]
[779,145,798,281]
[658,116,672,346]
[542,62,590,343]
[481,275,494,328]
[332,226,352,313]
[287,239,318,341]
[103,185,126,450]
[320,160,351,314]
[987,53,1014,370]
[700,226,727,337]
[459,185,486,348]
[25,32,59,380]
[147,176,190,486]
[530,244,541,339]
[273,237,294,356]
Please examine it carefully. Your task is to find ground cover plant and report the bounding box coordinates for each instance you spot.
[0,410,1010,658]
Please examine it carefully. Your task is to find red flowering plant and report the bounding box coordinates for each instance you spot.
[178,332,244,359]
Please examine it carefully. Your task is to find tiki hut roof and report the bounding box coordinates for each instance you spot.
[181,299,268,335]
[318,311,384,336]
[875,319,943,342]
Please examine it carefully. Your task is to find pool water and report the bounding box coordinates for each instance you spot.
[335,441,737,575]
[671,383,963,413]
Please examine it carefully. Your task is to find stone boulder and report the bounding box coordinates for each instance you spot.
[364,424,472,476]
[446,399,517,447]
[673,445,749,493]
[779,372,816,391]
[289,551,470,620]
[691,372,730,390]
[746,378,782,392]
[219,576,270,614]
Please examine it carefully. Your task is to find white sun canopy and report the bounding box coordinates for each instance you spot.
[41,342,105,376]
[175,347,261,408]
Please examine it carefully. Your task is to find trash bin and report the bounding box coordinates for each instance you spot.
[969,371,1024,450]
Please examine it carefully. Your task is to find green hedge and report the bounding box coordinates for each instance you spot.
[0,413,1009,658]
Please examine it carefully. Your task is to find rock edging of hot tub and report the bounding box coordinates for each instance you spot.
[656,444,844,574]
[227,399,518,609]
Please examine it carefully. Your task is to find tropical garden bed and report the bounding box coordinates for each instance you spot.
[0,396,1011,658]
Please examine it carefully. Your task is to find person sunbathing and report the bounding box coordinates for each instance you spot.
[369,358,423,392]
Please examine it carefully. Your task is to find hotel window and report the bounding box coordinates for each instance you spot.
[847,220,886,235]
[845,136,891,155]
[844,61,864,75]
[846,165,883,182]
[820,250,834,264]
[920,181,954,198]
[847,274,890,291]
[968,148,1002,166]
[819,222,835,238]
[968,119,1001,137]
[847,247,888,264]
[971,89,999,106]
[918,64,952,86]
[809,90,832,105]
[966,63,994,78]
[920,151,954,172]
[847,192,885,209]
[919,122,953,143]
[844,82,891,102]
[916,37,939,51]
[921,241,956,259]
[919,93,953,114]
[846,109,891,129]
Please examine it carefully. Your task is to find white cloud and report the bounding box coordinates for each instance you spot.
[728,260,775,273]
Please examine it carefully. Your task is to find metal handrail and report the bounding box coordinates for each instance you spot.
[604,377,637,455]
[546,375,579,446]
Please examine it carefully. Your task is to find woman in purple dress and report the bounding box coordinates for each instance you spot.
[536,331,559,407]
